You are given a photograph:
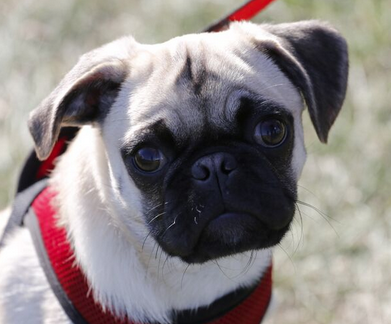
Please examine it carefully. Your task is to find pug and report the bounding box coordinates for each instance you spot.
[0,20,348,324]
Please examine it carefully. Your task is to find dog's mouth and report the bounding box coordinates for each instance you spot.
[147,145,297,264]
[152,190,296,264]
[179,211,291,264]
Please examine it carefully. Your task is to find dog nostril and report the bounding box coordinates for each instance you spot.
[221,157,237,174]
[191,163,210,181]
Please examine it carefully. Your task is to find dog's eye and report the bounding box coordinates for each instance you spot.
[254,119,287,147]
[133,147,167,172]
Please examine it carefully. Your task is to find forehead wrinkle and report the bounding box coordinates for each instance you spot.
[174,44,210,98]
[222,89,252,125]
[126,33,302,151]
[164,110,194,145]
[122,117,180,149]
[127,104,204,148]
[199,35,303,115]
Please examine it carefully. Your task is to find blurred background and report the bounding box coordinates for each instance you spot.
[0,0,390,323]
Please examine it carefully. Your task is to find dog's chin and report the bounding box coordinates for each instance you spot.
[178,212,291,264]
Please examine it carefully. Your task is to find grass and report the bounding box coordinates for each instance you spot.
[1,0,390,323]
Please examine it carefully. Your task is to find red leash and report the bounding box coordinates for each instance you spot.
[205,0,277,32]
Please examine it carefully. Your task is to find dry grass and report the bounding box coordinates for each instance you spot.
[1,0,390,323]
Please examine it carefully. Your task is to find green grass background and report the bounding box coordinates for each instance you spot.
[1,0,390,323]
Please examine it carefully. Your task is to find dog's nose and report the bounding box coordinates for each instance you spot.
[191,152,237,181]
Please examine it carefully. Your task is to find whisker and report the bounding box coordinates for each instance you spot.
[155,244,160,259]
[148,212,165,225]
[288,224,296,249]
[147,201,170,213]
[297,184,320,200]
[296,200,332,220]
[214,260,233,281]
[180,264,191,289]
[231,251,256,279]
[160,214,180,238]
[162,254,171,284]
[142,211,167,252]
[293,202,304,255]
[246,251,257,274]
[142,228,154,251]
[296,200,340,236]
[158,247,165,279]
[145,240,159,277]
[259,83,291,92]
[277,243,296,273]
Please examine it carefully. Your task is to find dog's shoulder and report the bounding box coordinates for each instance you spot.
[0,222,70,324]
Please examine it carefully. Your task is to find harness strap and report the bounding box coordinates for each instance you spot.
[0,179,48,249]
[1,127,78,249]
[17,127,78,193]
[24,186,272,324]
[25,205,88,324]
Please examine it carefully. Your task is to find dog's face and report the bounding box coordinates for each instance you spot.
[120,51,301,264]
[28,21,348,264]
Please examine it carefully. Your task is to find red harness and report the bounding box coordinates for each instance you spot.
[26,186,272,324]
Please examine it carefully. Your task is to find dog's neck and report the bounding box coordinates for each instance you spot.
[50,126,272,323]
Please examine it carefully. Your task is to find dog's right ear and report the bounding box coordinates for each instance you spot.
[243,21,348,143]
[28,38,134,160]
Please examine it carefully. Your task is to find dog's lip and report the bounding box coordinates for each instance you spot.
[180,211,291,264]
[207,212,259,228]
[201,211,265,245]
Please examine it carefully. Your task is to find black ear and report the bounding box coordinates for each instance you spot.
[28,48,129,160]
[257,21,349,143]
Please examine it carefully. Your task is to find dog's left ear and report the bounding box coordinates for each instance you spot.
[28,39,134,160]
[255,21,349,143]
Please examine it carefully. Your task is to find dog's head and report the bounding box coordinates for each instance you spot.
[28,21,348,264]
